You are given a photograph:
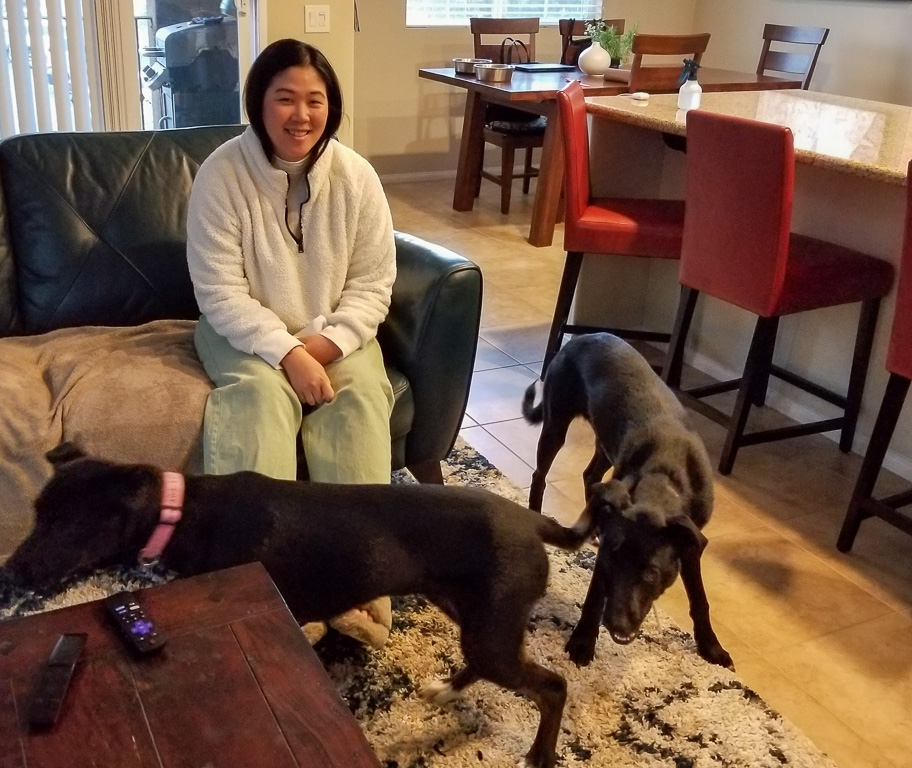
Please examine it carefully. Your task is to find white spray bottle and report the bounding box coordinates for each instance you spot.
[677,58,702,111]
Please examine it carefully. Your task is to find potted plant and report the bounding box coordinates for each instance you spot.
[585,20,638,68]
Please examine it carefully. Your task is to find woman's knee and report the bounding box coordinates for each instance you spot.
[226,370,302,423]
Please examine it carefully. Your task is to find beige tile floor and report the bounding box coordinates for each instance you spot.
[386,177,912,768]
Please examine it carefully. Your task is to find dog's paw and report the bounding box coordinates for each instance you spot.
[419,678,461,706]
[699,642,735,671]
[565,633,596,667]
[301,621,328,645]
[328,596,392,650]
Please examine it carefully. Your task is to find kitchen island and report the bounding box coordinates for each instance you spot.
[577,89,912,477]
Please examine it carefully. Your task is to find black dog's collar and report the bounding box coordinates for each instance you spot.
[138,472,184,564]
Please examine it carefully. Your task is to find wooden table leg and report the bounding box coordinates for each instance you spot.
[453,91,485,211]
[528,103,563,247]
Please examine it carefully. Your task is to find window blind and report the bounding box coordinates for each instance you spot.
[1,0,100,138]
[406,1,601,27]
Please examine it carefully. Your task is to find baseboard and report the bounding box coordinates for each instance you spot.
[686,349,912,483]
[380,170,457,185]
[380,164,534,186]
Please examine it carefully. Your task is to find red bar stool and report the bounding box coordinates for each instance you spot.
[662,111,894,475]
[544,81,685,373]
[837,159,912,551]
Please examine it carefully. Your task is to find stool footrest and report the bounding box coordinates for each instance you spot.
[686,379,741,398]
[770,364,847,408]
[879,488,912,509]
[859,496,912,536]
[675,391,730,427]
[563,324,671,342]
[736,417,845,446]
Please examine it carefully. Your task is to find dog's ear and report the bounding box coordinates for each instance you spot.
[666,515,709,554]
[46,442,86,468]
[586,479,631,512]
[587,480,631,551]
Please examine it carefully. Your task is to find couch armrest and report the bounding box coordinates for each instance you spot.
[379,232,482,470]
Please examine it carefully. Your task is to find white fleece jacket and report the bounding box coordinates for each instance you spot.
[186,126,396,367]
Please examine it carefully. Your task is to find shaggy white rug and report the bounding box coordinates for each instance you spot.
[0,439,835,768]
[312,440,836,768]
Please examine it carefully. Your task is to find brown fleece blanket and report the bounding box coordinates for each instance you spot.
[0,320,209,559]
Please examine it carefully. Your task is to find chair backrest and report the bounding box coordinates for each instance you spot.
[756,23,829,90]
[887,158,912,378]
[680,110,794,317]
[559,18,625,65]
[556,81,591,230]
[470,17,539,63]
[627,32,711,92]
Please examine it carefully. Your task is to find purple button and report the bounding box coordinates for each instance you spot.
[130,620,154,636]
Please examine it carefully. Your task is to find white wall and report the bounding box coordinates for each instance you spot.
[264,0,355,145]
[693,0,912,106]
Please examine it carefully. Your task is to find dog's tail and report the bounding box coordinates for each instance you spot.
[535,507,596,551]
[521,380,544,424]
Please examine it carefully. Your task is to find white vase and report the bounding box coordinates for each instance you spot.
[577,43,613,76]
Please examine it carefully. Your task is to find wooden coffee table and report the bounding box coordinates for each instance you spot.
[0,563,380,767]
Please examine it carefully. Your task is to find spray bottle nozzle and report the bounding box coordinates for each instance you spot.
[678,58,701,86]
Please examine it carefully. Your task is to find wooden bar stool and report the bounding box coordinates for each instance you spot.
[469,17,545,215]
[837,159,912,551]
[627,32,711,93]
[756,23,829,90]
[543,81,685,374]
[662,111,894,475]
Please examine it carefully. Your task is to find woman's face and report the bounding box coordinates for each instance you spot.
[262,65,329,162]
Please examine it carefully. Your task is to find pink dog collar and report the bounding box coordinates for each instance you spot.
[138,471,184,564]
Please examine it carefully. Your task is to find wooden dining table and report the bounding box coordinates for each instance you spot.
[418,66,803,247]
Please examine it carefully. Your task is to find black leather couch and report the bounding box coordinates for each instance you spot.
[0,126,482,556]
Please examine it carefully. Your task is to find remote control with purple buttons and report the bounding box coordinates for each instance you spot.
[104,591,166,655]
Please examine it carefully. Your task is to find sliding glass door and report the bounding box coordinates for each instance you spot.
[134,0,257,130]
[0,0,258,138]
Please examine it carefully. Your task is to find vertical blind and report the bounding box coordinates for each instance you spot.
[0,0,100,138]
[406,1,602,26]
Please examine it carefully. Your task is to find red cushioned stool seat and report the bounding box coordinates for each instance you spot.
[661,110,895,475]
[543,81,684,374]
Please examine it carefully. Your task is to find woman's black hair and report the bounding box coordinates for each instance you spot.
[243,39,343,170]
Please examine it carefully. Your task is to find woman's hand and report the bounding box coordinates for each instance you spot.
[280,345,334,406]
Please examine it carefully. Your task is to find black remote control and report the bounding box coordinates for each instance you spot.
[28,633,87,728]
[104,591,166,655]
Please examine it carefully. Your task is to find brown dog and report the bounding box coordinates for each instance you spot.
[522,333,733,669]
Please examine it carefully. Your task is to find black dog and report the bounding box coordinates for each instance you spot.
[3,444,603,768]
[522,333,733,669]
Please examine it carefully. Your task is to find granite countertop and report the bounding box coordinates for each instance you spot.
[586,90,912,185]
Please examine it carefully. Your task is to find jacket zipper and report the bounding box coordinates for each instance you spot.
[282,174,304,253]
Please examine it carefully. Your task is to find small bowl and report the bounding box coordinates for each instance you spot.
[453,57,491,75]
[474,63,515,83]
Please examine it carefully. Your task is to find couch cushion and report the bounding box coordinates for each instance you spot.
[0,127,244,335]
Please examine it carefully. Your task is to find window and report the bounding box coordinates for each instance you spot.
[406,1,601,27]
[1,0,101,138]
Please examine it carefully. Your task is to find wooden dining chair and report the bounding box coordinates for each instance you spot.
[627,32,711,93]
[559,18,625,66]
[543,81,685,374]
[837,159,912,553]
[756,23,829,89]
[469,17,545,215]
[662,111,894,475]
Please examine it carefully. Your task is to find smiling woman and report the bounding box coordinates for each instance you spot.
[262,66,329,161]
